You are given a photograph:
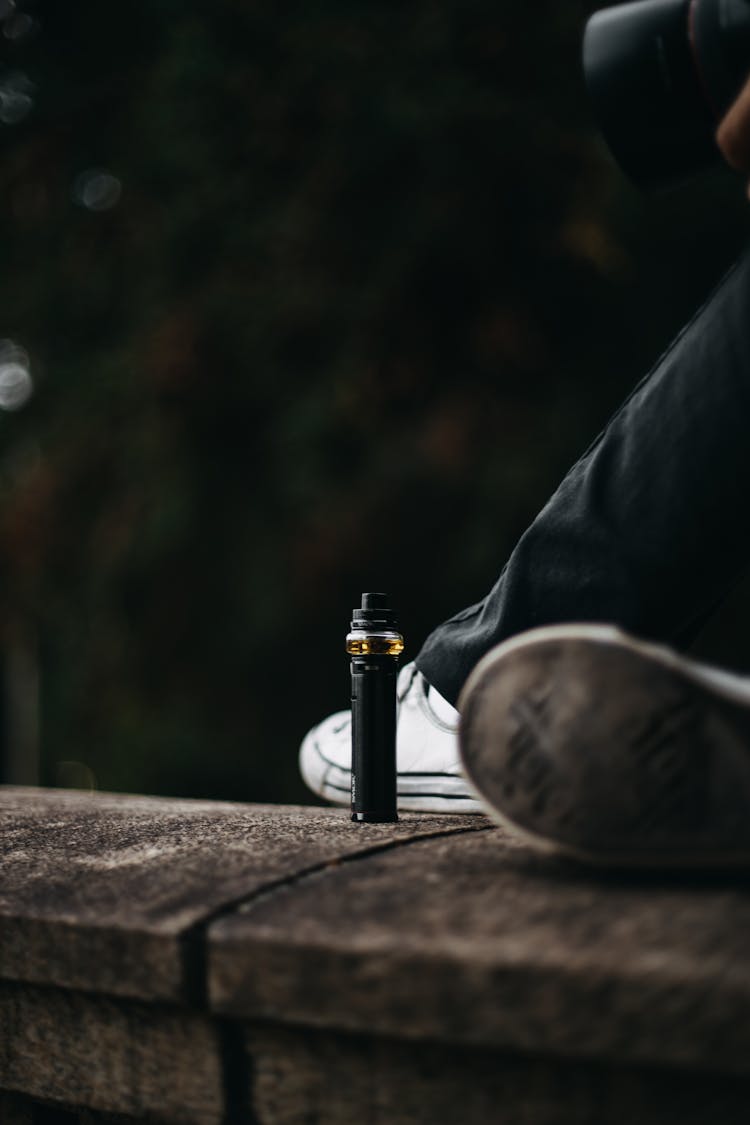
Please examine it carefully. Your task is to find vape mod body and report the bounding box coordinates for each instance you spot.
[346,593,404,824]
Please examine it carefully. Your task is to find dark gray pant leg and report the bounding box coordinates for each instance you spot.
[416,251,750,706]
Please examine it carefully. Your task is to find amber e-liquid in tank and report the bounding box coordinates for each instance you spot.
[346,593,404,823]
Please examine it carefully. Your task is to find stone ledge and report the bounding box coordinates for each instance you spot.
[2,787,750,1123]
[0,982,222,1125]
[208,828,750,1074]
[0,787,479,1003]
[247,1025,750,1125]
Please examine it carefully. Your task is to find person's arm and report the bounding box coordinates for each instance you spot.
[717,74,750,186]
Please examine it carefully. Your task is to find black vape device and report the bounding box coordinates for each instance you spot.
[346,593,404,824]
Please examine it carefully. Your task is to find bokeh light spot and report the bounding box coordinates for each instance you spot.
[56,760,97,792]
[0,340,33,410]
[3,11,36,41]
[72,169,122,212]
[0,71,35,124]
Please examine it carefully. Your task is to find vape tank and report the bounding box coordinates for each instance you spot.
[346,593,404,823]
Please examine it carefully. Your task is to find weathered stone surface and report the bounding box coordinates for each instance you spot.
[0,788,482,1001]
[247,1025,750,1125]
[8,787,750,1122]
[0,982,221,1124]
[210,830,750,1075]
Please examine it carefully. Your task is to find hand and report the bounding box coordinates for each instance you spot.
[717,74,750,192]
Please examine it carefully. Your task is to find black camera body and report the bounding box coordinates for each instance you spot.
[583,0,750,188]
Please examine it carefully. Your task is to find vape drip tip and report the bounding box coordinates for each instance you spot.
[353,591,395,625]
[347,592,403,824]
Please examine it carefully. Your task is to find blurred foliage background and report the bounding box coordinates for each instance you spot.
[0,0,747,801]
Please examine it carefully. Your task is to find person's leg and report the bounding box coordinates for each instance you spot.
[417,249,750,706]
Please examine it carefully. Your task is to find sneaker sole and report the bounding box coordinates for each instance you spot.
[458,624,750,867]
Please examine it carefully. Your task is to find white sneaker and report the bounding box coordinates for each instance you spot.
[299,662,482,813]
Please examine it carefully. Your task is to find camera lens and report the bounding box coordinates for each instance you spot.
[584,0,715,188]
[584,0,750,189]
